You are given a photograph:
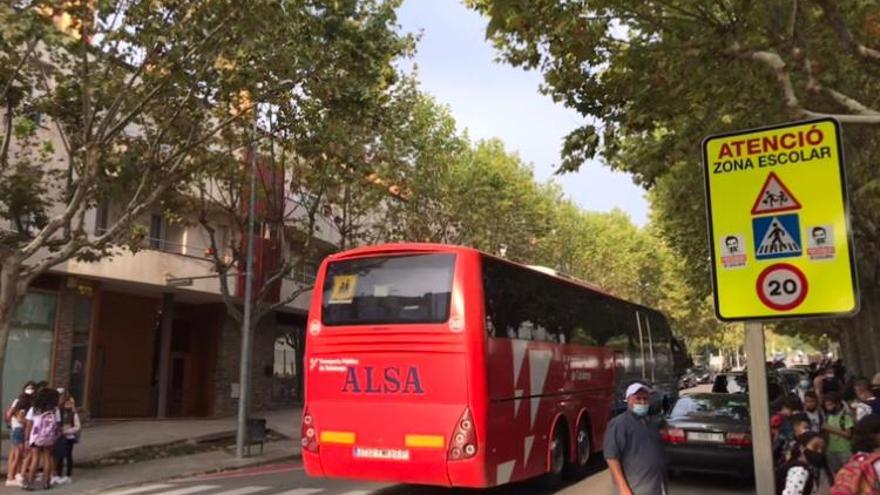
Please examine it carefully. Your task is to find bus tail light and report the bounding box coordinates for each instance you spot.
[726,432,752,447]
[448,408,477,461]
[301,408,319,453]
[660,428,686,444]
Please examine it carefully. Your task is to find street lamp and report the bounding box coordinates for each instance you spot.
[236,116,259,459]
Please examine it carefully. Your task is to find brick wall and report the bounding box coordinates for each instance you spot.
[213,311,298,417]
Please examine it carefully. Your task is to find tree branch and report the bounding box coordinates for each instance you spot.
[812,0,880,65]
[734,45,880,124]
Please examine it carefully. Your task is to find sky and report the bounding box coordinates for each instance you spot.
[396,0,649,226]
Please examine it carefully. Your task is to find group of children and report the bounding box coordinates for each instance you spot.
[770,371,880,494]
[5,381,82,490]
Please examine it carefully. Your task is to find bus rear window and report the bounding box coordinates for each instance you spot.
[321,253,455,326]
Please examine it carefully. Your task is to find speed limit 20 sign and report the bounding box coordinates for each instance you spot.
[703,119,858,321]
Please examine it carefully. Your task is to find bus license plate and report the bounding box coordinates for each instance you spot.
[353,447,411,461]
[687,432,724,443]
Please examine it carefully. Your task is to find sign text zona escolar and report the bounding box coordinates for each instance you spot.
[712,125,831,174]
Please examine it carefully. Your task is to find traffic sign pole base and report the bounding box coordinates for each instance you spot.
[745,322,775,495]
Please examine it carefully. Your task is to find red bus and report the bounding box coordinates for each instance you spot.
[302,243,687,488]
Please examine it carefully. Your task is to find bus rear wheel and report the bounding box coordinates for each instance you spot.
[564,418,591,480]
[542,423,567,488]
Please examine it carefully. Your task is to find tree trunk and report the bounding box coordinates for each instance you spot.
[868,291,880,377]
[838,321,860,378]
[0,255,26,466]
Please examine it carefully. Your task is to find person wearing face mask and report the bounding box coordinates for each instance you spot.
[604,383,667,495]
[4,383,35,487]
[823,392,854,474]
[851,378,880,422]
[815,367,842,405]
[778,432,833,495]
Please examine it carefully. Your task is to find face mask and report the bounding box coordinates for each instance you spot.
[805,450,825,467]
[632,404,650,417]
[24,388,34,395]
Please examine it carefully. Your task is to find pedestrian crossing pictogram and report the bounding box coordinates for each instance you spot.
[751,172,802,215]
[753,214,802,260]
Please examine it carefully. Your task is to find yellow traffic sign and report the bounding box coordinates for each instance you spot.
[702,118,858,321]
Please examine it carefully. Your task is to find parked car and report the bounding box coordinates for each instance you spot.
[678,372,697,390]
[777,368,811,394]
[711,371,791,410]
[692,366,713,384]
[662,393,753,478]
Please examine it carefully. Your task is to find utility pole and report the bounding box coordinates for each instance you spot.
[236,118,259,459]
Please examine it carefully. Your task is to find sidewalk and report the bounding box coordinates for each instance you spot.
[0,407,302,494]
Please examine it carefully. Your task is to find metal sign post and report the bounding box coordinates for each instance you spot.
[744,322,774,495]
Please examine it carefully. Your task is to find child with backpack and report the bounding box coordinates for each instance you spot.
[824,392,855,474]
[777,431,833,495]
[4,392,32,487]
[52,394,80,484]
[21,388,61,491]
[831,414,880,495]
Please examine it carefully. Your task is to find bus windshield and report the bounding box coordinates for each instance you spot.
[321,253,455,326]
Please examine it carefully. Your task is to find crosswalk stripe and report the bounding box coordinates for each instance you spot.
[209,488,270,495]
[270,490,324,495]
[100,484,176,495]
[151,485,220,495]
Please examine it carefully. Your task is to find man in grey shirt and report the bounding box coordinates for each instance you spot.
[604,383,668,495]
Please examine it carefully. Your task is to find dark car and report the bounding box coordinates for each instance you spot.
[692,366,713,384]
[662,393,753,478]
[711,371,791,409]
[777,368,810,393]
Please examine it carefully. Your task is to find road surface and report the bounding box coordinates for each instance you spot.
[94,459,754,495]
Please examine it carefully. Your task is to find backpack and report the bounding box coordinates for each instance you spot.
[776,461,815,495]
[30,409,60,447]
[830,452,880,495]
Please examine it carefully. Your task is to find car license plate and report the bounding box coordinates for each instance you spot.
[687,432,724,443]
[353,447,410,461]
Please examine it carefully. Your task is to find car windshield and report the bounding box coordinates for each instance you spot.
[670,395,750,421]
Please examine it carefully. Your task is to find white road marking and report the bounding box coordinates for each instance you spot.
[100,485,176,495]
[211,487,270,495]
[270,489,325,495]
[151,485,220,495]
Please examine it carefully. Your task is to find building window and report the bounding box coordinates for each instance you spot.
[149,214,165,249]
[69,295,93,406]
[94,201,109,235]
[2,292,58,428]
[273,336,296,378]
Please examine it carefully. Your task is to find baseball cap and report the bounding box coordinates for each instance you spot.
[625,382,652,399]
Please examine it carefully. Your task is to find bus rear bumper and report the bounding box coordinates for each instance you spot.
[447,458,490,488]
[306,445,454,487]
